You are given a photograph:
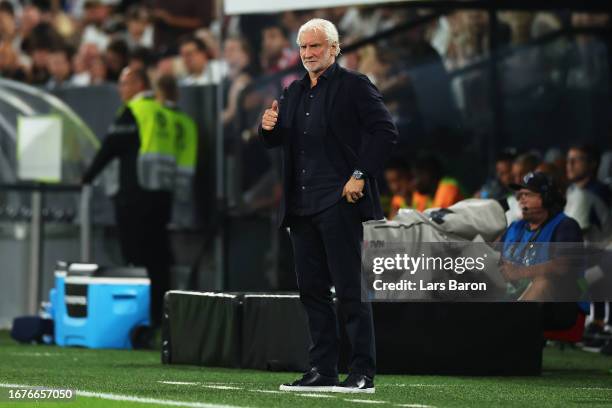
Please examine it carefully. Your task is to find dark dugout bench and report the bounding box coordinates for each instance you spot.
[161,291,543,375]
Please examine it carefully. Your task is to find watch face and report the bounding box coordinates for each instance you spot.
[353,170,364,179]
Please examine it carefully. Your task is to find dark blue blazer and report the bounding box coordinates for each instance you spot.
[259,65,399,227]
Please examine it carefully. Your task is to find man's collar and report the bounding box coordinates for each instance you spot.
[300,62,338,87]
[321,61,337,79]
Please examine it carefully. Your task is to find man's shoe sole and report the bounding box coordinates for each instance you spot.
[279,385,337,392]
[332,386,375,394]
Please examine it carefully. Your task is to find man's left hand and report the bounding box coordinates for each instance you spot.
[343,178,365,203]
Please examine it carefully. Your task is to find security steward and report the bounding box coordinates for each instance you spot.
[82,67,175,332]
[155,74,198,226]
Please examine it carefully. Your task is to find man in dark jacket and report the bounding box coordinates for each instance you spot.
[259,18,398,393]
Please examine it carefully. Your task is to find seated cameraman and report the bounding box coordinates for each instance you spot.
[499,172,584,301]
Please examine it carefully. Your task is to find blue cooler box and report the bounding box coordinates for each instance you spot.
[52,263,150,349]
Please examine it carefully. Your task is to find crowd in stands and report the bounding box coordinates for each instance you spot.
[1,3,608,134]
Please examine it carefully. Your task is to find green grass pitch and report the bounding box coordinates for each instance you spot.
[0,330,611,407]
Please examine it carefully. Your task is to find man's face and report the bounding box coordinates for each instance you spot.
[566,148,592,183]
[127,19,146,39]
[385,169,413,197]
[180,42,207,75]
[223,38,248,70]
[512,162,528,185]
[299,29,335,74]
[262,27,287,60]
[118,69,143,102]
[516,188,545,221]
[0,11,16,37]
[47,51,71,81]
[84,4,110,25]
[496,160,513,187]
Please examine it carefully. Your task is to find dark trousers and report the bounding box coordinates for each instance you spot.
[288,200,376,378]
[114,192,172,328]
[593,302,610,322]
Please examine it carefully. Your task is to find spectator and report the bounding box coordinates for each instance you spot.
[151,0,212,53]
[80,0,112,51]
[0,2,27,80]
[565,144,611,242]
[71,50,91,86]
[28,44,51,84]
[69,42,102,86]
[89,54,107,84]
[260,22,299,75]
[124,5,153,50]
[46,45,73,88]
[222,36,253,126]
[477,151,516,200]
[0,1,18,48]
[411,153,463,212]
[0,39,27,81]
[194,28,221,60]
[543,147,568,187]
[22,21,63,85]
[178,35,222,85]
[384,156,414,219]
[564,144,612,348]
[18,1,48,52]
[104,38,129,81]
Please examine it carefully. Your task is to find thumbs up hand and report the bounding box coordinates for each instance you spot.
[261,100,279,131]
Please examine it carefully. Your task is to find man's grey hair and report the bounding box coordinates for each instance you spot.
[296,18,341,57]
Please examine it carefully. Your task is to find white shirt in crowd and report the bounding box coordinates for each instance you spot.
[81,25,110,51]
[565,183,612,243]
[179,60,226,86]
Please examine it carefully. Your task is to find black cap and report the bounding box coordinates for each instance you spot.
[509,172,552,195]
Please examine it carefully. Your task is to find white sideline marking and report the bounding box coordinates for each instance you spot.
[389,384,457,387]
[248,390,284,394]
[295,393,335,398]
[395,404,436,408]
[158,381,200,386]
[203,385,243,390]
[344,399,386,404]
[576,387,612,391]
[0,383,244,408]
[9,352,61,357]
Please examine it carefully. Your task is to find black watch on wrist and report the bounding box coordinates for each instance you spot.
[352,169,365,180]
